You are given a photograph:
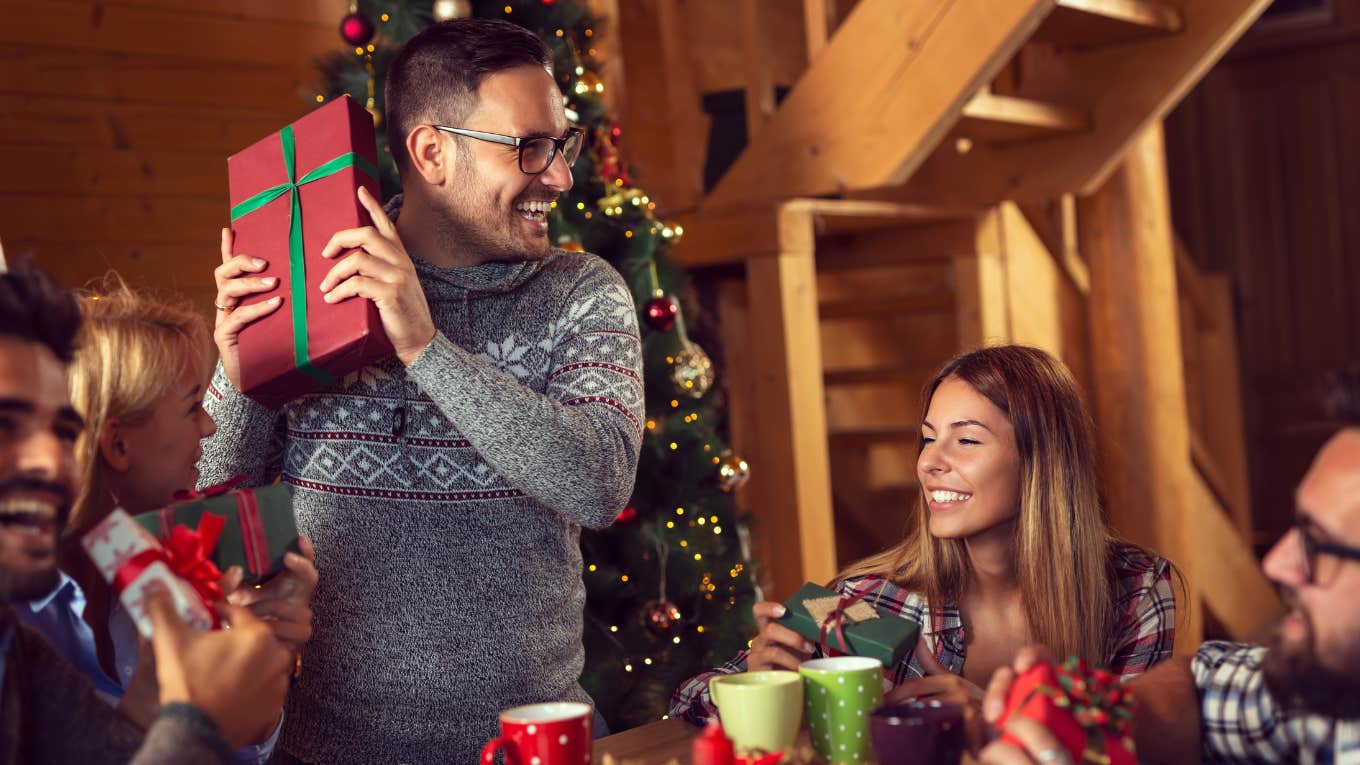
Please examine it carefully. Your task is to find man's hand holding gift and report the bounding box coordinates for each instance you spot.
[319,186,436,366]
[976,646,1137,765]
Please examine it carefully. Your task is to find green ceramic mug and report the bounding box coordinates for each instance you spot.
[708,670,803,752]
[799,656,885,765]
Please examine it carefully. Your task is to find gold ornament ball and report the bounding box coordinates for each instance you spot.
[432,0,473,21]
[717,450,750,492]
[642,599,683,636]
[671,342,714,398]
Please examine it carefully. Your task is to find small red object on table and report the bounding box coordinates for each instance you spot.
[997,657,1137,765]
[227,94,392,407]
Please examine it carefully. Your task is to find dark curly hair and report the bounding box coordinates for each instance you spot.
[1326,366,1360,427]
[0,259,81,363]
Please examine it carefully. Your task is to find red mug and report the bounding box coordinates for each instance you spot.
[480,701,594,765]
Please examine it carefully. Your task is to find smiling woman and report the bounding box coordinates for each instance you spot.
[671,345,1180,729]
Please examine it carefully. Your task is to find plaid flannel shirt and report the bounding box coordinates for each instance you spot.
[669,542,1175,724]
[1193,641,1360,764]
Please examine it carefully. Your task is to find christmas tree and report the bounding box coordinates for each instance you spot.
[319,0,758,730]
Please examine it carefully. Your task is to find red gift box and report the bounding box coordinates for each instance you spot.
[997,658,1137,765]
[227,94,392,407]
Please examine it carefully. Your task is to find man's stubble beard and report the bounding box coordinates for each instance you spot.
[435,166,551,265]
[1261,597,1360,718]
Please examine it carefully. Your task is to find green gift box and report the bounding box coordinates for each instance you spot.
[779,582,919,669]
[132,482,299,586]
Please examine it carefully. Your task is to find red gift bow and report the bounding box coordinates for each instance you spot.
[168,476,271,577]
[815,589,874,657]
[172,474,246,502]
[997,658,1137,765]
[111,513,227,629]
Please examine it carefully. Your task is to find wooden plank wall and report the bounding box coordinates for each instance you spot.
[1164,0,1360,550]
[0,0,345,306]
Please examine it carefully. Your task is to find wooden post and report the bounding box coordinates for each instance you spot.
[741,206,838,599]
[954,208,1011,348]
[1081,123,1203,648]
[740,0,777,139]
[803,0,834,62]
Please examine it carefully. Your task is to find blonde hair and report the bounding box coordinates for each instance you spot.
[835,345,1121,664]
[64,274,213,541]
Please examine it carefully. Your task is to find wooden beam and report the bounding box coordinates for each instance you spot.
[803,0,834,61]
[820,292,954,320]
[959,89,1093,144]
[701,0,1054,209]
[953,208,1011,347]
[673,199,976,268]
[743,207,838,598]
[1198,273,1254,539]
[1035,0,1183,48]
[1082,124,1202,648]
[671,207,786,268]
[1192,473,1282,641]
[997,201,1088,368]
[897,0,1273,205]
[740,0,777,140]
[655,0,708,213]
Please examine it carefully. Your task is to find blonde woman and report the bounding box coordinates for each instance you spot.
[671,345,1177,725]
[17,276,317,763]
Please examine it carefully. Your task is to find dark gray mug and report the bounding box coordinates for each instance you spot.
[867,700,965,765]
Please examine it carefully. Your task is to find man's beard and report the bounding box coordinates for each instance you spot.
[0,475,72,604]
[1261,594,1360,718]
[0,564,60,604]
[437,176,552,265]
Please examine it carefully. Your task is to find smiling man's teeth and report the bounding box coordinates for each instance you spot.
[515,200,553,219]
[0,498,57,528]
[930,490,971,503]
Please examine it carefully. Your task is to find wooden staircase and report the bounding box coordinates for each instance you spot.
[665,0,1281,646]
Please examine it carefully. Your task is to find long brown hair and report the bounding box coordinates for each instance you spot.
[835,345,1119,664]
[64,274,212,542]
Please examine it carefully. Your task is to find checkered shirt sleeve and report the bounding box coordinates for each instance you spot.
[1193,641,1360,764]
[1106,544,1177,679]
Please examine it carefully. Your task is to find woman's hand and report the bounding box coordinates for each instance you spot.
[225,536,319,651]
[886,635,987,746]
[746,601,815,671]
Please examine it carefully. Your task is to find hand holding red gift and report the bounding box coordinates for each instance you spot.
[980,649,1137,765]
[318,185,435,366]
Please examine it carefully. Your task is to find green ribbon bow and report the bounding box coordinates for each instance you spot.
[229,124,379,386]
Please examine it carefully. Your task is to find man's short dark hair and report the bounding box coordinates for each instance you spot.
[0,260,81,363]
[384,18,551,172]
[1327,365,1360,427]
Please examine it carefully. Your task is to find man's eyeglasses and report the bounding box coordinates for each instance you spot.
[1296,518,1360,584]
[431,125,584,175]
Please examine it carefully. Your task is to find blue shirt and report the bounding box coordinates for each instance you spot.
[19,572,281,765]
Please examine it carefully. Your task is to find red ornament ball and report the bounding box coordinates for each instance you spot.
[339,12,375,46]
[642,599,683,636]
[615,506,638,524]
[644,295,678,332]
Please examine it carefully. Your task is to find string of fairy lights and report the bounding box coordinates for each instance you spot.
[323,0,754,708]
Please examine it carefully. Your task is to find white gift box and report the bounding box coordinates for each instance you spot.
[81,509,217,638]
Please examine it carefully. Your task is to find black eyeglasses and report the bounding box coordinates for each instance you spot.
[1296,518,1360,584]
[431,125,583,175]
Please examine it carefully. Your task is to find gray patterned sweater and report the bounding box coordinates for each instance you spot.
[199,230,644,763]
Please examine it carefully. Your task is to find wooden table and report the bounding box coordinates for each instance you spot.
[592,718,976,764]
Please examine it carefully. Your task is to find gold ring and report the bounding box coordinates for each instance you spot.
[214,303,230,312]
[293,653,303,678]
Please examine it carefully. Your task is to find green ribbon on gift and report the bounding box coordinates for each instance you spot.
[229,124,379,386]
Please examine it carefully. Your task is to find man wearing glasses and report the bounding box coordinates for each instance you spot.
[204,17,643,765]
[979,371,1360,764]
